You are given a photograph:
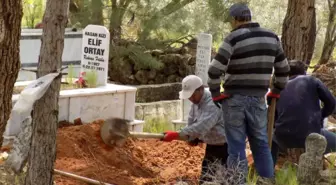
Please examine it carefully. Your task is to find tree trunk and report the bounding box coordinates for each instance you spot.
[0,0,23,146]
[109,0,132,45]
[91,0,104,25]
[24,0,70,184]
[319,39,336,64]
[281,0,316,63]
[318,0,336,65]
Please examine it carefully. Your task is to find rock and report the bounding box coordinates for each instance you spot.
[297,133,327,185]
[178,47,188,55]
[148,69,157,80]
[176,77,182,83]
[160,54,184,64]
[73,118,82,125]
[108,58,135,84]
[188,56,196,65]
[167,74,179,83]
[182,54,192,63]
[135,83,182,103]
[154,74,165,84]
[150,49,164,57]
[187,65,195,75]
[178,58,188,77]
[163,63,178,75]
[135,70,149,84]
[147,80,155,84]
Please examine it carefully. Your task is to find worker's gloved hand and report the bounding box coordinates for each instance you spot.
[212,94,230,108]
[266,91,280,106]
[162,131,179,142]
[187,138,201,146]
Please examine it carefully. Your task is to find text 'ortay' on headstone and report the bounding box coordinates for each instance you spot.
[195,33,212,86]
[81,24,110,86]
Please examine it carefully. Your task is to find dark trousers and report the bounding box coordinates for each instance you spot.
[199,143,229,184]
[271,129,336,167]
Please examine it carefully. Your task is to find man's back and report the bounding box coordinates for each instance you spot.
[275,75,335,145]
[208,22,289,98]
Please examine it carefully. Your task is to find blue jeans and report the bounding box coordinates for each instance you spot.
[222,94,274,181]
[321,129,336,153]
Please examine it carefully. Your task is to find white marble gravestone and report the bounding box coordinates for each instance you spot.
[81,25,110,86]
[195,33,213,86]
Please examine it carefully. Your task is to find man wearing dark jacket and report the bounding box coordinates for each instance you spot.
[271,60,336,165]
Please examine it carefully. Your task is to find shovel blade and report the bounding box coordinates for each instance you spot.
[100,118,131,147]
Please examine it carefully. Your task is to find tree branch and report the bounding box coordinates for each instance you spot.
[139,0,195,41]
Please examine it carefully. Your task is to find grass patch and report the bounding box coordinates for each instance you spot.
[143,117,173,133]
[275,162,298,185]
[85,70,98,88]
[66,64,75,84]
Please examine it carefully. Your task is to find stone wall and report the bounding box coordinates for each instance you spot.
[109,52,196,85]
[108,37,217,86]
[135,82,182,103]
[135,100,181,121]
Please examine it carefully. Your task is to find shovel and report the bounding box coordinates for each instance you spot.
[100,118,188,147]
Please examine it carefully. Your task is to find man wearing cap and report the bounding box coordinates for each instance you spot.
[207,2,290,182]
[162,75,228,184]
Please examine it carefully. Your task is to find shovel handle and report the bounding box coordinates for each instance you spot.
[130,132,165,139]
[129,132,187,141]
[54,169,114,185]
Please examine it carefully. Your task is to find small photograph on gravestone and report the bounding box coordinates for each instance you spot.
[81,25,110,87]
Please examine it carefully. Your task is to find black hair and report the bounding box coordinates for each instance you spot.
[289,60,306,76]
[234,12,252,22]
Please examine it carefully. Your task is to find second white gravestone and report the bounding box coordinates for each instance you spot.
[195,33,213,86]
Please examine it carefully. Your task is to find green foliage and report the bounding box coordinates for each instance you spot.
[143,117,173,133]
[247,167,258,184]
[85,70,98,88]
[66,65,75,85]
[275,162,298,185]
[22,0,44,28]
[248,162,299,185]
[110,45,164,70]
[20,0,334,65]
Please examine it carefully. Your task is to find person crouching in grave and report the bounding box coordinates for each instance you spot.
[162,75,228,184]
[271,60,336,166]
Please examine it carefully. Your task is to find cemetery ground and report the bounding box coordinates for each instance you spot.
[0,117,335,185]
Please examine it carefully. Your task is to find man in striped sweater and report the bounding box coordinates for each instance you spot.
[207,3,290,183]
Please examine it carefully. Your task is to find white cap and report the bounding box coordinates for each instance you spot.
[179,75,203,99]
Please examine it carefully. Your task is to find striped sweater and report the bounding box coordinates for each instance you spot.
[207,22,290,98]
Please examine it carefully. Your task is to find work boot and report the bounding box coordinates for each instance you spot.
[256,177,275,185]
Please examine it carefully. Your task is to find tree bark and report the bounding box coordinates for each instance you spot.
[24,0,70,184]
[0,0,23,146]
[91,0,104,25]
[109,0,132,44]
[281,0,316,63]
[318,0,336,65]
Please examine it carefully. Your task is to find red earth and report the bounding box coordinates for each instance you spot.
[54,120,205,185]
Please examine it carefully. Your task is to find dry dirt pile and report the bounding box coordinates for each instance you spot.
[54,120,205,185]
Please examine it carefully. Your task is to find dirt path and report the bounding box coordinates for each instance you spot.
[55,120,205,185]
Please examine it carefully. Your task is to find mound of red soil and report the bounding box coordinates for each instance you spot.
[54,120,205,185]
